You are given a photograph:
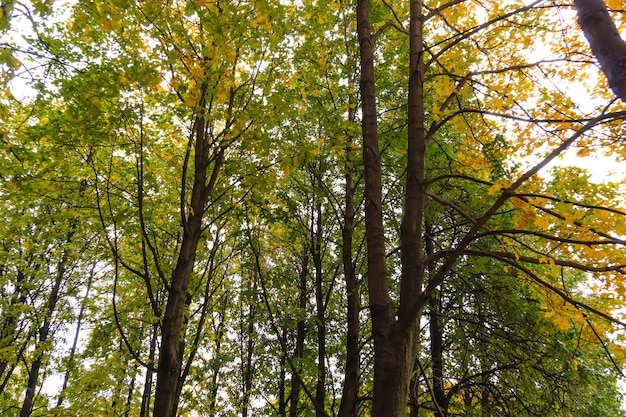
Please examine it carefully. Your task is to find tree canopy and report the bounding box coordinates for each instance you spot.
[1,0,625,416]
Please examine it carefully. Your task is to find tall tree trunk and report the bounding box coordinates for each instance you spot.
[171,291,193,417]
[429,294,447,417]
[574,0,626,102]
[278,332,288,417]
[205,304,227,417]
[408,359,422,417]
[288,257,308,417]
[241,292,256,417]
[140,323,158,417]
[357,0,406,414]
[313,194,326,417]
[356,0,402,412]
[356,0,426,414]
[153,97,224,416]
[20,256,67,417]
[337,153,360,417]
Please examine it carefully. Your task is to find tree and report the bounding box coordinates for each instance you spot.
[1,0,626,416]
[355,0,626,415]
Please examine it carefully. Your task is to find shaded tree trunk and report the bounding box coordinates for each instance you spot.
[408,359,422,417]
[207,297,228,417]
[278,332,288,417]
[153,95,224,416]
[574,0,626,102]
[312,188,327,417]
[241,291,256,417]
[20,255,67,417]
[124,369,137,417]
[429,294,447,417]
[288,257,308,417]
[337,156,360,417]
[356,0,405,412]
[140,323,158,417]
[356,0,427,414]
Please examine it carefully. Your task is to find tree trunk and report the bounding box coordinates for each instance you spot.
[124,370,137,417]
[313,194,326,417]
[356,0,426,414]
[153,195,203,417]
[20,256,67,417]
[429,294,447,417]
[408,359,421,417]
[241,295,256,417]
[372,330,418,416]
[278,329,287,417]
[355,0,400,411]
[288,257,308,417]
[337,157,360,417]
[206,305,227,417]
[140,323,158,417]
[153,100,224,417]
[574,0,626,102]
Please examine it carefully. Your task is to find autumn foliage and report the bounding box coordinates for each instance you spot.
[1,0,625,416]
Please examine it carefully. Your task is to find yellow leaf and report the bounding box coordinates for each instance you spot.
[190,65,204,78]
[576,147,591,157]
[487,180,508,195]
[572,310,586,326]
[610,342,626,364]
[534,216,550,230]
[184,91,197,107]
[553,315,570,331]
[10,56,21,69]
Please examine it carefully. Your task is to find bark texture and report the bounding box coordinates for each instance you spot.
[356,0,425,414]
[356,0,401,414]
[574,0,626,102]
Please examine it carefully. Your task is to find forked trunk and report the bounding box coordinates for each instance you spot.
[371,322,420,416]
[154,102,223,416]
[356,0,427,413]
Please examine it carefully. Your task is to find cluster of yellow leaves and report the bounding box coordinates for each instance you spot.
[487,179,510,196]
[543,309,584,332]
[249,12,273,31]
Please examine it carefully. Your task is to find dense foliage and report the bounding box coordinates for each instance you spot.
[1,0,625,416]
